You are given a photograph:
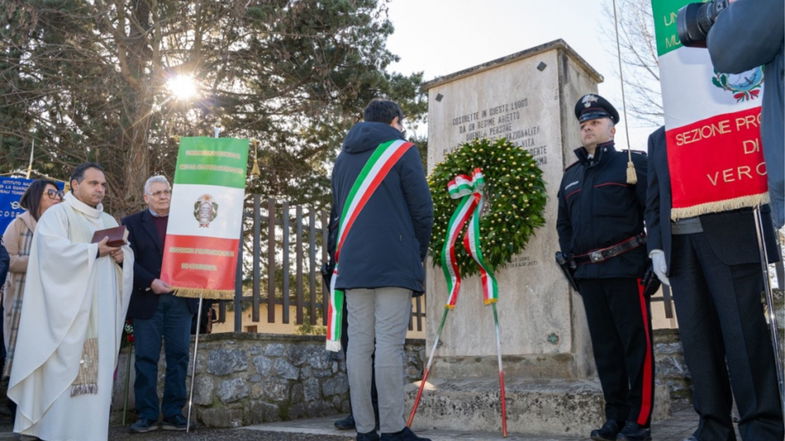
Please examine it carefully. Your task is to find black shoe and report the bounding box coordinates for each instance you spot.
[128,418,159,433]
[161,414,190,431]
[357,430,380,441]
[379,427,431,441]
[591,419,621,441]
[335,414,356,430]
[617,421,651,441]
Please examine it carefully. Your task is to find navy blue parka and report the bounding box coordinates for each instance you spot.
[329,122,433,295]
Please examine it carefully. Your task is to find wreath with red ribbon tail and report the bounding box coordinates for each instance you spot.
[428,138,547,276]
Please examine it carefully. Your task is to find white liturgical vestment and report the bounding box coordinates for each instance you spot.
[8,192,133,441]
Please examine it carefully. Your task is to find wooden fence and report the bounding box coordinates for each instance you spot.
[215,195,426,334]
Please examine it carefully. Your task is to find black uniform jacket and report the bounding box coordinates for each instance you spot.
[557,141,648,280]
[644,126,778,271]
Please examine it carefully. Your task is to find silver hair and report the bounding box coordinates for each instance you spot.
[144,175,170,195]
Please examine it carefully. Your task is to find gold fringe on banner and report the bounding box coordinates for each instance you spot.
[671,193,770,221]
[174,287,235,300]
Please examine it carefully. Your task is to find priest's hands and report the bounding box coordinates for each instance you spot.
[151,278,173,295]
[97,237,122,263]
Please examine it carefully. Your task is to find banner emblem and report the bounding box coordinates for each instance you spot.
[193,194,218,227]
[712,68,763,102]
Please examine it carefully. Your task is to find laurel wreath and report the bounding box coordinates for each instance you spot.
[428,137,547,276]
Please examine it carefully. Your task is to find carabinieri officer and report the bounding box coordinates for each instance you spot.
[556,94,654,441]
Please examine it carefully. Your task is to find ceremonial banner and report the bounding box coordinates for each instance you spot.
[652,0,768,219]
[161,137,249,299]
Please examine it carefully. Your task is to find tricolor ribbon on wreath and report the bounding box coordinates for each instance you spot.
[325,139,415,352]
[441,168,498,309]
[408,167,508,436]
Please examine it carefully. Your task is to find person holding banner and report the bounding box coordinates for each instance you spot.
[707,0,784,228]
[7,163,134,441]
[122,175,197,433]
[556,94,654,441]
[645,126,783,441]
[1,179,62,420]
[329,99,432,441]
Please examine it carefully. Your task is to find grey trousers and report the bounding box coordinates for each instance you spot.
[346,287,412,434]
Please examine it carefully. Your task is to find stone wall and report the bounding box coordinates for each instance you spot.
[110,329,689,427]
[653,329,692,403]
[111,333,425,427]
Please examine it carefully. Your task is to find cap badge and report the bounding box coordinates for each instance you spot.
[581,94,599,108]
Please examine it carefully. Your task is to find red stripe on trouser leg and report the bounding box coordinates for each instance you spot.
[636,278,654,426]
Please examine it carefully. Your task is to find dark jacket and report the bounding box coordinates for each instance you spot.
[645,126,778,272]
[330,121,433,294]
[556,141,648,279]
[122,210,198,319]
[708,0,784,227]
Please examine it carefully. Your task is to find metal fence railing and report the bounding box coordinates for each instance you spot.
[214,195,426,334]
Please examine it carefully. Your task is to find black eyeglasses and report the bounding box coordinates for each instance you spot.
[46,189,64,200]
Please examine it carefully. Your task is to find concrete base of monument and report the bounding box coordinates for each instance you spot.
[405,377,671,437]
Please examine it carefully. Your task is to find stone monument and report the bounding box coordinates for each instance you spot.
[409,39,669,436]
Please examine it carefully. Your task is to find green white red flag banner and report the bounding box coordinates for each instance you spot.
[161,137,249,299]
[326,139,415,352]
[651,0,768,219]
[440,168,498,310]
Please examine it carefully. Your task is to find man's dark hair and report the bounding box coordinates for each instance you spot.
[19,179,59,221]
[363,99,404,124]
[70,162,104,187]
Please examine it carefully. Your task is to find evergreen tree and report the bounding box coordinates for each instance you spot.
[0,0,425,216]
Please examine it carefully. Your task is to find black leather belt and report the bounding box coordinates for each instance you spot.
[571,233,646,264]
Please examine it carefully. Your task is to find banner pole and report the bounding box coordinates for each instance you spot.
[752,206,785,416]
[26,138,35,179]
[407,306,450,427]
[122,344,132,426]
[491,302,508,437]
[186,295,204,433]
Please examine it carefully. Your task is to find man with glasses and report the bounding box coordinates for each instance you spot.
[122,175,197,433]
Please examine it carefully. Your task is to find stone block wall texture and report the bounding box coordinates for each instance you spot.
[111,333,425,428]
[653,329,692,402]
[110,329,689,428]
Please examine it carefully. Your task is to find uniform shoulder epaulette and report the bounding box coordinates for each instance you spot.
[629,149,647,156]
[565,160,580,171]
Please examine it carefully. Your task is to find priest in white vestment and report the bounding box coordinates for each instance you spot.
[8,163,134,441]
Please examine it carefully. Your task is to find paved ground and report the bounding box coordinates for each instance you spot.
[0,402,736,440]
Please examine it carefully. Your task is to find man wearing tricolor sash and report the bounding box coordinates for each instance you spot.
[329,99,432,441]
[556,95,654,441]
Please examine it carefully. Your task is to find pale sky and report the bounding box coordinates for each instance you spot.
[386,0,659,150]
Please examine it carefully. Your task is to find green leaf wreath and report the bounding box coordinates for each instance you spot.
[428,138,547,276]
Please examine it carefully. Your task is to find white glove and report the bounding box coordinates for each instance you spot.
[649,249,670,286]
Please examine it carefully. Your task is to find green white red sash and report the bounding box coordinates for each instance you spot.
[161,137,249,299]
[326,139,415,351]
[441,168,498,309]
[651,0,768,219]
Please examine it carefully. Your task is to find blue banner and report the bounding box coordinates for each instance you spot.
[0,177,64,235]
